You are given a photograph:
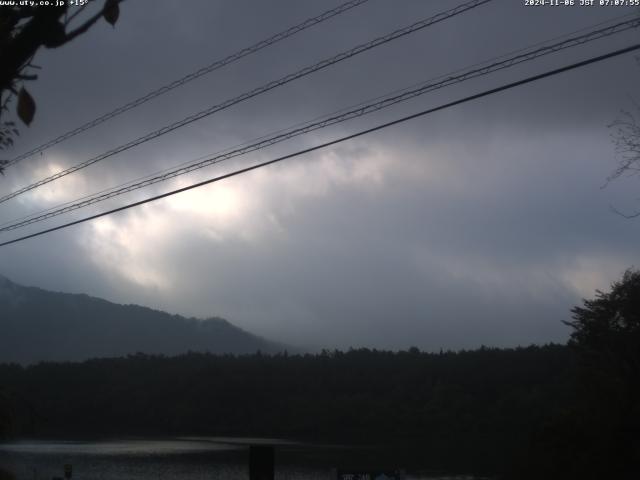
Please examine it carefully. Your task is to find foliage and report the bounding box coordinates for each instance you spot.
[0,0,123,171]
[567,268,640,357]
[1,271,638,478]
[525,269,640,480]
[607,59,640,217]
[609,101,640,189]
[0,345,573,476]
[0,469,14,480]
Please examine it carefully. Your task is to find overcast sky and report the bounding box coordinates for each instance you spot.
[0,0,639,351]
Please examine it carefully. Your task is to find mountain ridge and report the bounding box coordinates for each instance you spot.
[0,275,285,364]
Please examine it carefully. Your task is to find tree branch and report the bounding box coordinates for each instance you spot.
[64,0,125,42]
[610,204,640,219]
[64,4,89,27]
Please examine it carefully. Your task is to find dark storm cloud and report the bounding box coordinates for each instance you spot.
[0,0,638,350]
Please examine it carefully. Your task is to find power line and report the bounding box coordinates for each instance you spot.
[1,42,638,249]
[0,0,493,205]
[27,3,633,231]
[4,10,636,231]
[3,0,372,168]
[1,15,637,233]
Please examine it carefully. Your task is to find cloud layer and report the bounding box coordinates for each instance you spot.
[0,0,638,351]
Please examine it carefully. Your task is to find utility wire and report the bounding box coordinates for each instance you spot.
[1,16,637,233]
[1,42,638,249]
[3,0,372,168]
[4,10,636,231]
[33,1,639,229]
[0,0,493,205]
[2,14,636,230]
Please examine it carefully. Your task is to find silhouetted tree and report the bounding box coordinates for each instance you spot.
[0,345,574,477]
[0,389,12,438]
[0,0,123,172]
[558,269,640,479]
[567,269,640,359]
[607,60,640,217]
[0,469,14,480]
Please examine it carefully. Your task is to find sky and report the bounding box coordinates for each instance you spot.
[0,0,639,351]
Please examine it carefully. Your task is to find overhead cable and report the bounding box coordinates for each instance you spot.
[1,42,638,248]
[0,0,493,204]
[3,0,372,168]
[1,15,637,233]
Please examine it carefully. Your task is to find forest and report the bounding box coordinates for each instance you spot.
[0,346,570,474]
[0,270,638,479]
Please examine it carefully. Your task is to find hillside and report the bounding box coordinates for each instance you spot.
[0,275,282,363]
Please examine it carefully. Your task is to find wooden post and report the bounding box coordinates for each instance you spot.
[249,445,274,480]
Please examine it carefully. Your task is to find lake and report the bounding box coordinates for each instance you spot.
[0,438,484,480]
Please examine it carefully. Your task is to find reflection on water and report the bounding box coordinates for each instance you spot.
[0,438,481,480]
[0,439,239,455]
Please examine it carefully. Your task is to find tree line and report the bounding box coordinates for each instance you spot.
[0,269,638,479]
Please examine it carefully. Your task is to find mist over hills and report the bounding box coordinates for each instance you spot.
[0,275,283,364]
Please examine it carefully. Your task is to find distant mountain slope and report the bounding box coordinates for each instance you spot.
[0,275,282,363]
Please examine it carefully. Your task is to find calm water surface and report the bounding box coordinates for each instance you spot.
[0,438,481,480]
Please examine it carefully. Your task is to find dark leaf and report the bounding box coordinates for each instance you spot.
[43,20,67,48]
[103,0,119,26]
[17,87,35,126]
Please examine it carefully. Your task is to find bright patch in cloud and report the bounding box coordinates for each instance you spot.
[559,255,630,299]
[23,159,91,206]
[82,145,397,290]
